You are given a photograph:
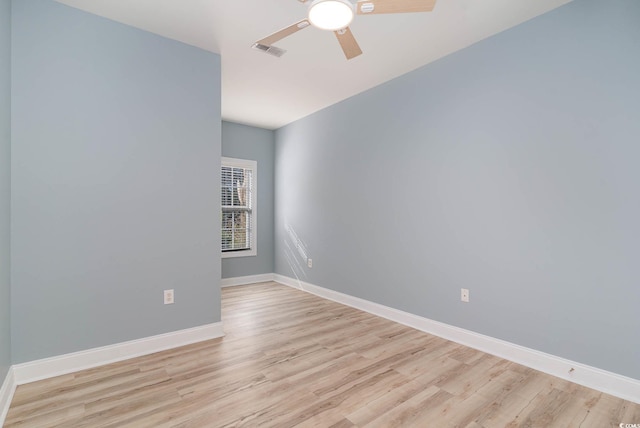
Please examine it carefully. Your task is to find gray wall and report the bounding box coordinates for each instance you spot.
[0,0,11,381]
[221,121,275,278]
[11,0,221,363]
[275,0,640,380]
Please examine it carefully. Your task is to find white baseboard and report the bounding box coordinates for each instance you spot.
[0,367,16,427]
[221,273,275,288]
[12,322,224,386]
[273,273,640,404]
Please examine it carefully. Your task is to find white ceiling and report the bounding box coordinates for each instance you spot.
[56,0,572,129]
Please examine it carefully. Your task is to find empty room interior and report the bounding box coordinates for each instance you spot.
[1,0,639,426]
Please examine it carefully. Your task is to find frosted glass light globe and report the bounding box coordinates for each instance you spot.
[308,0,355,31]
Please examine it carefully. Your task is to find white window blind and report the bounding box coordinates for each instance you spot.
[221,158,257,257]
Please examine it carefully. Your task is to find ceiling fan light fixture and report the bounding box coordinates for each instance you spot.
[308,0,355,31]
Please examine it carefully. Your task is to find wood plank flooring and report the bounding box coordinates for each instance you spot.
[5,282,640,427]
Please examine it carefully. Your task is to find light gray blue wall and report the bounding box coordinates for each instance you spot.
[0,0,11,381]
[221,121,275,278]
[11,0,221,363]
[275,0,640,380]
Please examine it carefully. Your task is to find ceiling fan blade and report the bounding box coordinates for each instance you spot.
[334,27,363,60]
[356,0,436,15]
[257,20,310,46]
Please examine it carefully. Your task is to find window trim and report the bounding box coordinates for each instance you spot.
[221,156,257,258]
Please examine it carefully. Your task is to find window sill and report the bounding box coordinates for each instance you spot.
[222,249,257,259]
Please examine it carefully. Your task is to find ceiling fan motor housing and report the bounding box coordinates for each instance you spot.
[359,3,375,13]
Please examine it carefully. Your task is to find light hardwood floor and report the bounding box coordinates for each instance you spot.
[5,282,640,427]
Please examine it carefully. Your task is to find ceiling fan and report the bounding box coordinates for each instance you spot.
[253,0,437,60]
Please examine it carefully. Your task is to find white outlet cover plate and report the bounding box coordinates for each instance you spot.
[164,289,174,305]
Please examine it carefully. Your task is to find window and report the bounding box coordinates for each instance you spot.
[221,157,257,258]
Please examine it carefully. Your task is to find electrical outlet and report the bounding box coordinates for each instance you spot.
[164,289,174,305]
[461,288,469,303]
[307,258,313,268]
